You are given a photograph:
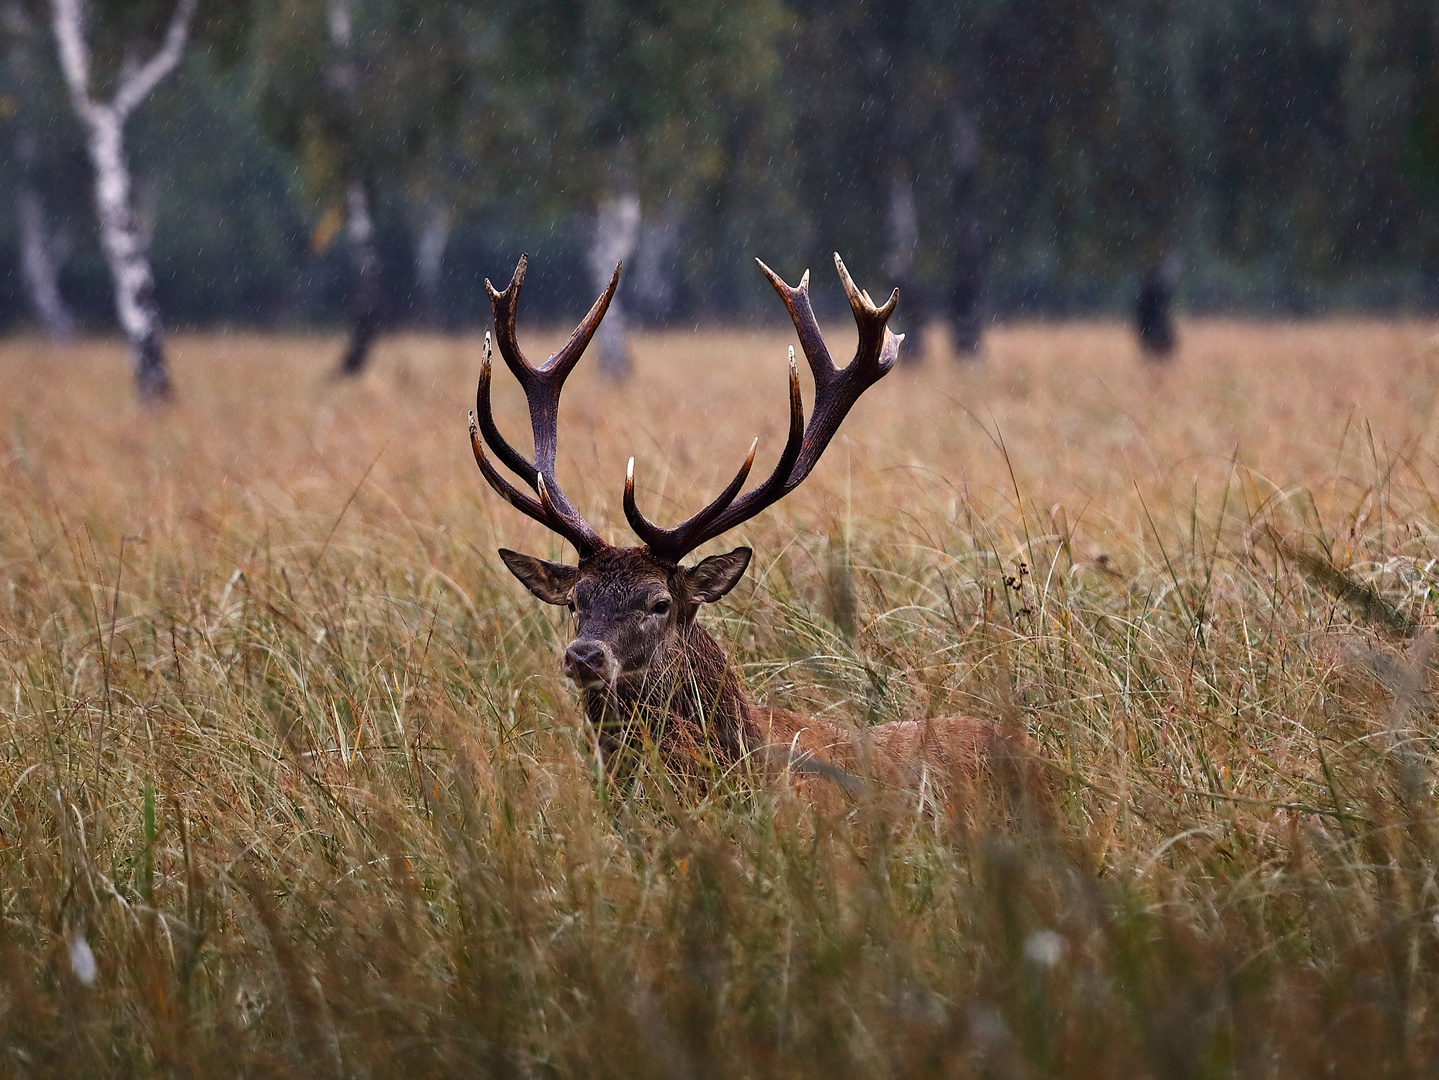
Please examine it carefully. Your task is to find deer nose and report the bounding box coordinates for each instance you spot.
[563,639,615,688]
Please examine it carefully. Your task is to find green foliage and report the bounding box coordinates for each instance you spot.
[253,0,480,209]
[6,0,1439,330]
[487,0,789,207]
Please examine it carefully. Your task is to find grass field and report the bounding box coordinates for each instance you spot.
[5,316,1439,1076]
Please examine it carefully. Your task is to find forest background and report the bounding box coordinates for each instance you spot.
[4,0,1439,347]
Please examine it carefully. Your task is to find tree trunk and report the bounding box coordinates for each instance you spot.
[413,198,451,329]
[883,174,922,362]
[83,105,171,399]
[1136,251,1182,359]
[17,179,76,342]
[50,0,195,404]
[630,203,683,326]
[326,0,384,375]
[948,97,986,360]
[589,191,640,379]
[14,134,76,342]
[337,176,381,375]
[7,3,76,340]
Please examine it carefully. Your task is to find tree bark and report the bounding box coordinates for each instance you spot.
[7,3,76,340]
[337,176,381,375]
[1136,251,1182,359]
[630,203,683,326]
[589,190,640,379]
[948,97,986,359]
[16,173,76,341]
[883,174,922,362]
[50,0,196,403]
[413,198,451,329]
[327,0,384,375]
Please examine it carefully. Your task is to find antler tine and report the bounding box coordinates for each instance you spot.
[476,331,539,486]
[471,256,610,556]
[623,342,806,562]
[832,252,900,388]
[624,436,759,554]
[484,254,536,388]
[766,253,901,485]
[548,261,622,382]
[622,256,899,562]
[470,409,548,523]
[757,258,834,383]
[485,256,621,390]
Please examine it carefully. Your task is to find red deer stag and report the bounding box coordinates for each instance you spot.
[469,253,1025,796]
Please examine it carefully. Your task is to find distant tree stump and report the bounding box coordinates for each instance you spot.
[1137,253,1182,359]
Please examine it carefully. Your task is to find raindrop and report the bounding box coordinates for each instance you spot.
[69,933,97,986]
[1023,928,1064,968]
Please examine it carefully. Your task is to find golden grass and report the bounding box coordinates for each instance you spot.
[5,315,1439,1075]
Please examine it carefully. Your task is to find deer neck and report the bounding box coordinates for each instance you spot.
[582,621,754,764]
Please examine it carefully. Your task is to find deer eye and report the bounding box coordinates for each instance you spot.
[650,597,672,616]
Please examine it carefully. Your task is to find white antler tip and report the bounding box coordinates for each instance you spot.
[626,456,635,480]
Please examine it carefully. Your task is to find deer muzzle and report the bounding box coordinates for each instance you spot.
[563,638,620,689]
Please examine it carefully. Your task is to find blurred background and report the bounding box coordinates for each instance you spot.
[4,0,1439,383]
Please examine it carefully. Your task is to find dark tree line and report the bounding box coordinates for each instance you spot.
[2,0,1438,396]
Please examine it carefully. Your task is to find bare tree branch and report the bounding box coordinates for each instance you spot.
[48,0,93,115]
[112,0,197,118]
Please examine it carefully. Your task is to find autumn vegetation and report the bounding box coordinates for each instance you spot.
[4,319,1439,1075]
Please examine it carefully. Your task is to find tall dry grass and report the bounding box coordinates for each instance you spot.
[3,318,1439,1075]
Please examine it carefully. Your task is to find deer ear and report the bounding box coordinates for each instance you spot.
[684,547,752,604]
[497,549,578,606]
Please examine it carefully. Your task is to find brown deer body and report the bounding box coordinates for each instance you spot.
[470,253,1025,798]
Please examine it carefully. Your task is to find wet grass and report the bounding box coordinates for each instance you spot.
[4,318,1439,1075]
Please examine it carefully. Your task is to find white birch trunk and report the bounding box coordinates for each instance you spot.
[589,191,640,378]
[49,0,196,402]
[413,198,451,328]
[17,178,76,341]
[6,3,76,339]
[87,108,168,394]
[630,203,682,326]
[337,176,382,374]
[882,176,922,362]
[882,175,919,287]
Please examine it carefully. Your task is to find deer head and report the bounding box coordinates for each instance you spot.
[469,253,902,695]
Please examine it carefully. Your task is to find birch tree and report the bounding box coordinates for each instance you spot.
[323,0,380,375]
[49,0,196,401]
[256,0,476,374]
[411,196,450,328]
[788,0,992,361]
[497,0,784,379]
[4,1,75,339]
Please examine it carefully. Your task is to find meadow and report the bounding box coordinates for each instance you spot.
[3,315,1439,1076]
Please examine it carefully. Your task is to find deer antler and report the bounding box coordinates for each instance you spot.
[625,253,902,563]
[469,254,618,557]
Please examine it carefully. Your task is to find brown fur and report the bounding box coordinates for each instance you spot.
[506,544,1036,802]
